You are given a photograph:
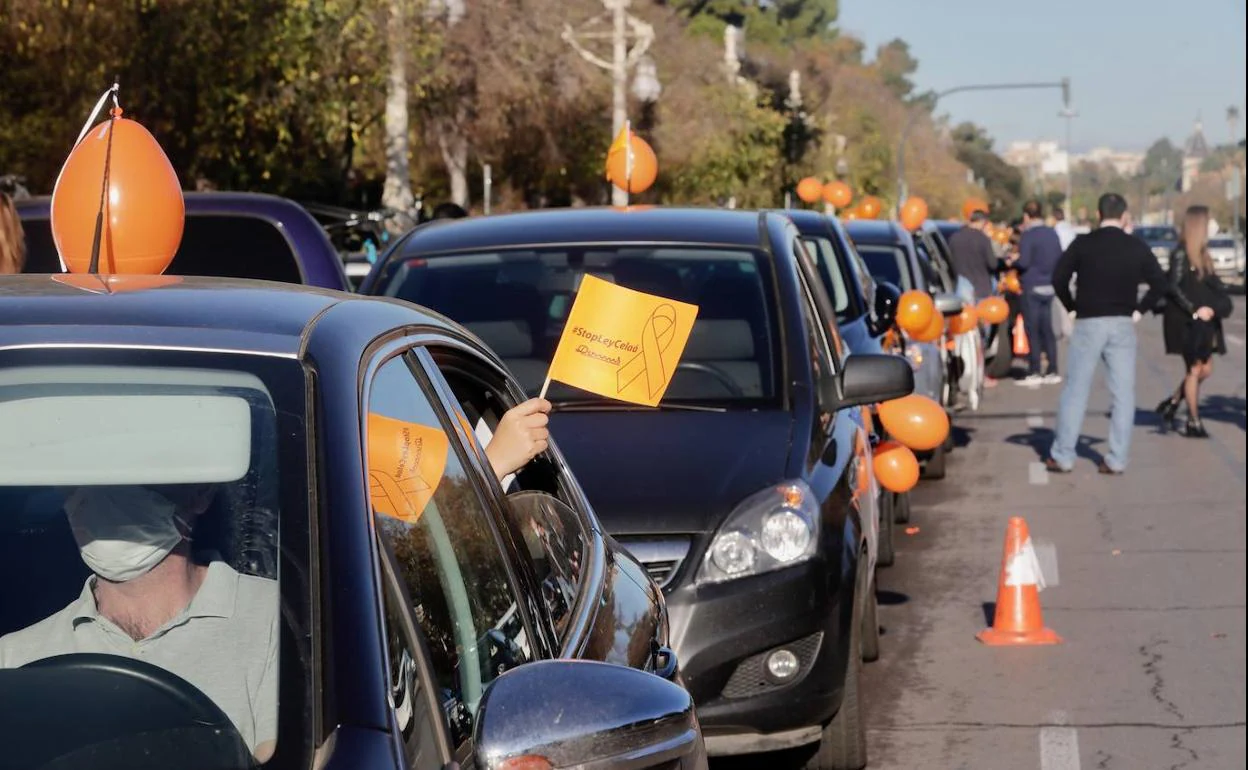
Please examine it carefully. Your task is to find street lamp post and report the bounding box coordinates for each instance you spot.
[1059,105,1078,212]
[896,77,1071,216]
[1229,106,1241,246]
[563,0,655,207]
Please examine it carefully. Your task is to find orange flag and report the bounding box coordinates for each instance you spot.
[367,412,450,524]
[546,275,698,407]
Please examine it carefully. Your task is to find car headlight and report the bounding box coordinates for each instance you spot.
[903,345,923,370]
[1152,246,1170,259]
[697,480,820,585]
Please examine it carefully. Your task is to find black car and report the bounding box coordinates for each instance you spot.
[361,208,915,769]
[0,275,705,770]
[1132,225,1180,270]
[784,210,915,562]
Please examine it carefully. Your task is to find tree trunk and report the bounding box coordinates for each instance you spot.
[436,115,470,208]
[381,0,414,220]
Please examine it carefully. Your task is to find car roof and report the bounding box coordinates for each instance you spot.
[843,219,909,245]
[15,191,322,221]
[396,207,771,255]
[0,275,451,355]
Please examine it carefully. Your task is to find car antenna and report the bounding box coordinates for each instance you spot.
[86,78,120,275]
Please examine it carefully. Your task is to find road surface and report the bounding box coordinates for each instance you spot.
[717,294,1247,769]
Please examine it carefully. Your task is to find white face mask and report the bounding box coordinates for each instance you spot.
[65,486,186,583]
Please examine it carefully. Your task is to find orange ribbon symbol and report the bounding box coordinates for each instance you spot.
[616,303,677,399]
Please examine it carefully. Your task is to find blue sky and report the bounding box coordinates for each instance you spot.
[838,0,1247,153]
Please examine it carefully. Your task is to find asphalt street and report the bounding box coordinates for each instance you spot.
[717,293,1247,770]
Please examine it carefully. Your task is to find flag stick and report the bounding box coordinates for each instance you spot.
[539,375,551,400]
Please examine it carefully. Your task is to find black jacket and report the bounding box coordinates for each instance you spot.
[1162,247,1234,357]
[1052,226,1195,318]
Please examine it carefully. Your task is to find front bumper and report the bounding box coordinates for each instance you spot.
[663,559,854,754]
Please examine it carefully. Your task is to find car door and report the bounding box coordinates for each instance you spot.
[362,346,543,768]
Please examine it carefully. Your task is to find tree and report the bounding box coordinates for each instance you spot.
[666,0,839,45]
[874,38,917,102]
[382,0,416,217]
[1139,138,1183,195]
[951,122,1024,218]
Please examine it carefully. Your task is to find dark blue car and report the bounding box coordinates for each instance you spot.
[16,193,351,291]
[360,207,915,770]
[0,275,706,770]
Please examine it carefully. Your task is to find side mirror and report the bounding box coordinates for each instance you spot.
[475,659,704,770]
[838,354,915,409]
[933,292,964,317]
[873,281,901,330]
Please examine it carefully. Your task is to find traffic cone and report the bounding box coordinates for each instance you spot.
[977,516,1062,646]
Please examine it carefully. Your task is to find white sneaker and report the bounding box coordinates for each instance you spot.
[1016,375,1043,387]
[1043,374,1063,385]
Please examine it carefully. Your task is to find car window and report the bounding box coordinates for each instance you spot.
[379,575,449,770]
[799,236,853,321]
[375,246,782,407]
[20,214,303,284]
[792,259,840,444]
[365,353,533,748]
[0,357,300,765]
[428,351,588,643]
[857,245,912,291]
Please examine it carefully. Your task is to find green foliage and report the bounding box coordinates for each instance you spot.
[1139,138,1183,194]
[671,0,839,45]
[951,122,1025,218]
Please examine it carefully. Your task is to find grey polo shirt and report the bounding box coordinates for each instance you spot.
[0,560,278,753]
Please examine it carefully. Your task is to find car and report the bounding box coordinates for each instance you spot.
[914,221,986,413]
[1132,225,1180,271]
[360,207,916,769]
[16,192,352,291]
[845,220,958,479]
[784,209,916,562]
[0,275,706,770]
[1208,235,1244,278]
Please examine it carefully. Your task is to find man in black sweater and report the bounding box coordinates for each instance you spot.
[1046,193,1212,475]
[946,209,999,303]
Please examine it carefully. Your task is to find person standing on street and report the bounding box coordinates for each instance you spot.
[946,209,999,304]
[1154,205,1235,437]
[1053,207,1078,251]
[0,192,27,275]
[1009,200,1063,385]
[1046,193,1210,475]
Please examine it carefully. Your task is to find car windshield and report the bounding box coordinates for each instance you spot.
[377,245,781,407]
[1209,239,1235,249]
[21,214,304,284]
[1135,227,1178,242]
[0,354,307,768]
[857,244,913,292]
[799,236,855,322]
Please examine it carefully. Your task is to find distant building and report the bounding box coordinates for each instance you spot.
[1004,140,1069,178]
[1181,116,1209,193]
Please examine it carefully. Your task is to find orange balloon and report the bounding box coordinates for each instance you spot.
[878,394,949,452]
[947,305,978,335]
[962,197,989,221]
[823,180,853,208]
[895,289,935,334]
[859,195,883,220]
[796,177,824,204]
[977,296,1009,325]
[909,304,945,343]
[52,110,184,275]
[1001,270,1022,294]
[843,208,860,221]
[899,196,928,231]
[873,440,920,493]
[606,133,658,194]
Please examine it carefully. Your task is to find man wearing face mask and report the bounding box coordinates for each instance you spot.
[0,484,278,762]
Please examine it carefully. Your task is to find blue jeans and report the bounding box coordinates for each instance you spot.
[1023,291,1058,376]
[1049,317,1137,471]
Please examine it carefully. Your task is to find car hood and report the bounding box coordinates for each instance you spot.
[550,410,794,535]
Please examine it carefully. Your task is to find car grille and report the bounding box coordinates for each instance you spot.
[721,632,825,699]
[616,537,692,590]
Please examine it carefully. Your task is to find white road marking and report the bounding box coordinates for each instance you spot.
[1039,711,1081,770]
[1225,333,1244,347]
[1029,462,1050,485]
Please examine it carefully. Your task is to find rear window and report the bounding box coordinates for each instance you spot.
[857,245,912,292]
[376,246,781,407]
[1209,239,1235,249]
[1135,227,1178,242]
[20,215,303,285]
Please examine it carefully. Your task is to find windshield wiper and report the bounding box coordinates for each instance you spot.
[551,399,727,413]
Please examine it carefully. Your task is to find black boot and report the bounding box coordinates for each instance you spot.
[1184,417,1209,439]
[1156,397,1180,432]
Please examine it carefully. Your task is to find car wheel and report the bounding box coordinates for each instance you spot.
[893,491,911,524]
[861,572,880,663]
[877,498,895,568]
[922,444,947,480]
[805,558,868,770]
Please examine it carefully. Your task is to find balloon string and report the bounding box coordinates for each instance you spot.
[73,81,120,149]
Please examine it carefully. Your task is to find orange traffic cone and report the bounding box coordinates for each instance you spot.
[977,516,1062,646]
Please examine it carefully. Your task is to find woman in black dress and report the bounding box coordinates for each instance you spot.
[1155,206,1233,437]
